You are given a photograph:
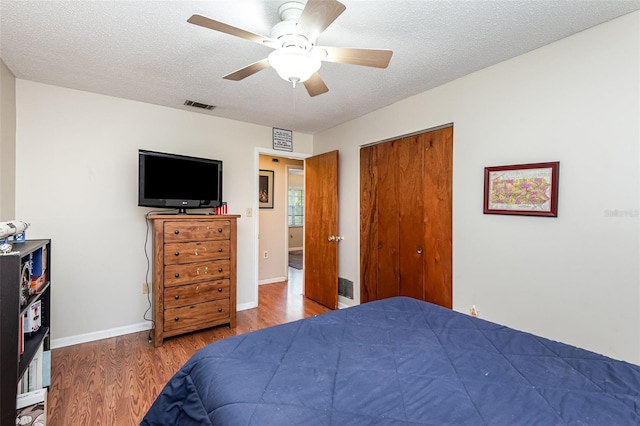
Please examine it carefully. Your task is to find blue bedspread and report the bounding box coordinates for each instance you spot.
[141,297,640,425]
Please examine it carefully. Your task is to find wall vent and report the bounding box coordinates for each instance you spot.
[184,100,216,110]
[338,277,354,299]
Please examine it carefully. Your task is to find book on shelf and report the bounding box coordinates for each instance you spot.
[19,341,48,395]
[23,299,41,336]
[16,387,47,426]
[30,246,47,293]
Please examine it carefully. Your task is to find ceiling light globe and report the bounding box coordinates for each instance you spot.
[268,48,321,85]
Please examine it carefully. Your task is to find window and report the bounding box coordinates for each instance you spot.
[288,188,304,226]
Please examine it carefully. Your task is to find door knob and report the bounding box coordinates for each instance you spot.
[328,235,345,242]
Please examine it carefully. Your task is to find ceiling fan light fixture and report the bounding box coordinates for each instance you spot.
[268,47,321,86]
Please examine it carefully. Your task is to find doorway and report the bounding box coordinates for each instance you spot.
[257,155,304,290]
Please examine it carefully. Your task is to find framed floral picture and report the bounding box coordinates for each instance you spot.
[484,162,559,217]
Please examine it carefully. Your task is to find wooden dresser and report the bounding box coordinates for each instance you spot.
[150,214,239,347]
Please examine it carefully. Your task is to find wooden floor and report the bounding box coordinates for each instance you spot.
[47,271,329,425]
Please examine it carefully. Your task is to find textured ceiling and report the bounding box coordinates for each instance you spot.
[1,1,638,134]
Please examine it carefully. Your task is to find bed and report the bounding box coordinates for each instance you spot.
[141,296,640,425]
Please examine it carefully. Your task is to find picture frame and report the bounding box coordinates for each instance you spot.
[484,162,559,217]
[259,169,274,209]
[273,128,293,152]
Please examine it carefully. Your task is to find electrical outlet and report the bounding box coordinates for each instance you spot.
[142,282,149,294]
[263,251,268,259]
[246,208,252,217]
[470,305,479,317]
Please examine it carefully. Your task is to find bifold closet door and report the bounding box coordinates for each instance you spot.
[397,135,425,300]
[420,128,452,308]
[360,126,452,308]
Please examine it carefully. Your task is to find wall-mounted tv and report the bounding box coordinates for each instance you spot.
[138,149,223,214]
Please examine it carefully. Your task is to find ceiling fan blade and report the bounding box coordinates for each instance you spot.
[188,14,270,45]
[296,0,346,42]
[223,59,270,81]
[303,72,329,97]
[321,46,393,68]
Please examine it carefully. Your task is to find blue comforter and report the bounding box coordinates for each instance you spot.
[141,297,640,425]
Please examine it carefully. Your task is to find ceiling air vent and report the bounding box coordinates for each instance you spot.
[184,100,215,110]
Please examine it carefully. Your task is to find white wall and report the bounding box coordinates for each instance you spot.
[0,58,16,220]
[315,12,640,363]
[14,80,313,345]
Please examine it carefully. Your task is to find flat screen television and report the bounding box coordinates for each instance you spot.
[138,149,223,214]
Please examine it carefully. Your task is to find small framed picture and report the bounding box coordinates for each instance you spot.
[484,162,559,217]
[259,169,274,209]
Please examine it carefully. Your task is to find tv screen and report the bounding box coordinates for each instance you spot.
[138,150,223,213]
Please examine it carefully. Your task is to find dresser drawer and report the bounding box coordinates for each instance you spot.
[164,240,230,265]
[164,280,230,309]
[164,260,230,287]
[164,221,230,242]
[164,299,230,332]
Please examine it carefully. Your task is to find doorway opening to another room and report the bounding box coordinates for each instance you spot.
[257,155,304,296]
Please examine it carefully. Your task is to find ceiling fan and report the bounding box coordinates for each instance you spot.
[187,0,393,97]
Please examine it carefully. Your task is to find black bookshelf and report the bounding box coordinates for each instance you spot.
[0,239,51,426]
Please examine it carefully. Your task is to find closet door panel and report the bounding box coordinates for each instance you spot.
[374,141,400,299]
[360,146,378,303]
[421,128,453,308]
[397,136,425,300]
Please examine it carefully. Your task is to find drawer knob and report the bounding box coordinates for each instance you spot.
[218,228,223,233]
[174,316,179,321]
[174,230,180,235]
[174,273,180,278]
[217,287,223,292]
[174,251,180,256]
[174,295,179,300]
[218,307,223,313]
[218,268,223,273]
[218,248,223,252]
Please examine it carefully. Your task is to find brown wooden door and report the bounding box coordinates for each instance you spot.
[421,128,453,307]
[304,150,339,309]
[360,126,452,308]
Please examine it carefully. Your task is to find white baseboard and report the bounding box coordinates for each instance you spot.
[288,247,302,251]
[237,301,257,311]
[259,276,286,285]
[50,321,153,349]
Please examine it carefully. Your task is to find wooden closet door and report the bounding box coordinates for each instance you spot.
[360,146,378,302]
[373,141,400,299]
[360,126,452,308]
[421,127,453,308]
[397,136,425,300]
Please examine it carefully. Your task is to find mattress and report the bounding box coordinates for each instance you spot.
[141,296,640,425]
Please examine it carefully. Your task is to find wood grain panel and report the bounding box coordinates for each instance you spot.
[164,220,230,242]
[163,280,230,308]
[163,299,230,333]
[164,260,230,287]
[397,136,425,300]
[163,240,230,264]
[304,150,339,309]
[375,141,400,299]
[360,146,378,303]
[421,127,453,308]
